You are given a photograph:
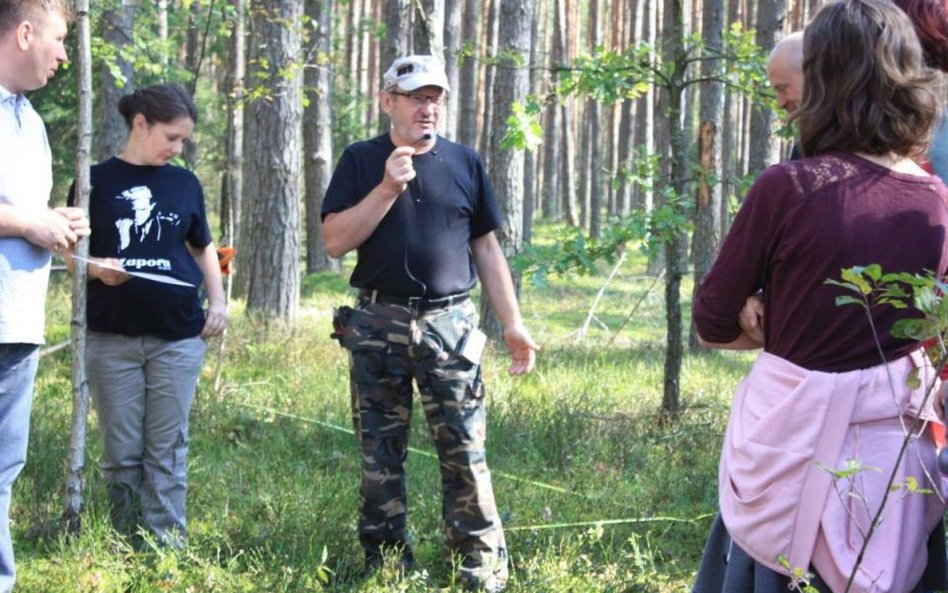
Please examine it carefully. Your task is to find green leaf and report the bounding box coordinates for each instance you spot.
[906,368,921,390]
[834,295,863,308]
[891,319,933,341]
[817,458,880,479]
[841,268,873,295]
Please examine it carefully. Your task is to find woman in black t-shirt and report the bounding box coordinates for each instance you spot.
[68,84,226,547]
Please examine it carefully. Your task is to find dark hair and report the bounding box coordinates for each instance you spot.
[796,0,939,158]
[895,0,948,72]
[0,0,72,33]
[117,84,198,129]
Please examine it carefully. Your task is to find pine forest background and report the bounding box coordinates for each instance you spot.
[34,0,832,414]
[16,0,883,591]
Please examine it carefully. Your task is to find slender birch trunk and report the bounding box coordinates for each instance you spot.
[63,0,93,533]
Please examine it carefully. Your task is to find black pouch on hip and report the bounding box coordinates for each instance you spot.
[330,306,354,346]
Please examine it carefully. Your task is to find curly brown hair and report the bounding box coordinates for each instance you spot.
[0,0,73,35]
[796,0,939,158]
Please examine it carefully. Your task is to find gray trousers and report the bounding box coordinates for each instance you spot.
[86,332,206,546]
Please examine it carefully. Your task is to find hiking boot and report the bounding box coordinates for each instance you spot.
[457,554,508,593]
[363,544,414,576]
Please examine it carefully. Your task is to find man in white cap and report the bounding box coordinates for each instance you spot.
[322,54,538,592]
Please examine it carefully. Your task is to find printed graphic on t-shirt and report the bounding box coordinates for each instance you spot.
[114,185,180,252]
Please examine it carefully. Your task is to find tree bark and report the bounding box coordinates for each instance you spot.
[689,0,725,351]
[157,0,168,55]
[747,0,785,175]
[479,0,534,340]
[304,0,337,274]
[541,95,561,220]
[443,0,462,139]
[633,0,655,214]
[182,0,204,167]
[97,0,136,160]
[478,0,500,163]
[661,0,688,417]
[242,0,304,322]
[412,0,444,56]
[345,0,358,100]
[616,0,636,216]
[587,0,604,238]
[457,0,480,147]
[221,0,245,252]
[64,0,93,533]
[380,0,411,131]
[555,0,578,226]
[522,0,541,244]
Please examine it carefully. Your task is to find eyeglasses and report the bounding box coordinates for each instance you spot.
[389,91,446,108]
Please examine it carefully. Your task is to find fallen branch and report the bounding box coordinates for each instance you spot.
[577,251,628,342]
[608,269,665,347]
[39,340,70,358]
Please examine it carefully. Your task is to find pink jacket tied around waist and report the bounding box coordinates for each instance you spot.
[719,350,948,593]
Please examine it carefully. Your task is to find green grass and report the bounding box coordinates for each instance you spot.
[14,256,756,592]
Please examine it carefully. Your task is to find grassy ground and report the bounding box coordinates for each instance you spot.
[15,253,757,592]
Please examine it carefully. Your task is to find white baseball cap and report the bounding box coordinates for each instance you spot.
[382,55,450,92]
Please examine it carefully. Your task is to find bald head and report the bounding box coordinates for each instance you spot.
[767,31,804,113]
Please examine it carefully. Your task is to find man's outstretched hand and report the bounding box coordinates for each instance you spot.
[503,322,539,375]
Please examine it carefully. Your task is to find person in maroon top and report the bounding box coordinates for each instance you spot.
[692,0,948,591]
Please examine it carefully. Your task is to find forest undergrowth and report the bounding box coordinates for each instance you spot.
[15,254,755,592]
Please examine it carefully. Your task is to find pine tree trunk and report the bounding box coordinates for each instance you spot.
[587,0,604,238]
[648,0,670,276]
[457,0,480,147]
[555,0,578,226]
[479,0,533,340]
[97,0,136,160]
[221,0,245,252]
[157,0,168,50]
[412,0,444,56]
[747,0,785,175]
[522,0,541,244]
[443,0,462,139]
[304,0,336,274]
[541,99,561,220]
[242,0,304,322]
[380,0,411,131]
[633,0,655,214]
[478,0,499,163]
[689,0,725,351]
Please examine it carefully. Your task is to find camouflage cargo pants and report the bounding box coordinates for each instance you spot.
[341,296,508,572]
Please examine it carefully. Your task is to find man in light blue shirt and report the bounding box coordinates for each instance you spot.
[0,2,89,590]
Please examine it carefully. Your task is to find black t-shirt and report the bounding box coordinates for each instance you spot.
[321,133,502,298]
[70,157,212,339]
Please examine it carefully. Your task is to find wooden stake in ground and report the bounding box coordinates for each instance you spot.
[62,0,93,534]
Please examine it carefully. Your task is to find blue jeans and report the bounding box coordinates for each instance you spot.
[0,344,39,593]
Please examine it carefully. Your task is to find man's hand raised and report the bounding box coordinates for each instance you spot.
[383,146,417,195]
